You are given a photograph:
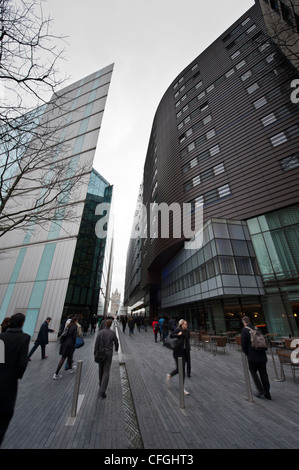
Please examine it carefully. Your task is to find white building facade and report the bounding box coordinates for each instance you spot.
[0,64,114,339]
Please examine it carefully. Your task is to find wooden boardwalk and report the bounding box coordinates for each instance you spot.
[1,322,299,450]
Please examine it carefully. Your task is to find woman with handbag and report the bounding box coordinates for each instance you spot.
[166,319,190,395]
[52,318,77,380]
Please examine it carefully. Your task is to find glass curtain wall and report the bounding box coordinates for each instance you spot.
[63,170,112,322]
[247,204,299,336]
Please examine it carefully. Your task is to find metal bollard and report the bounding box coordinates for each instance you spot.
[241,352,254,403]
[71,360,83,417]
[270,345,284,382]
[178,357,185,409]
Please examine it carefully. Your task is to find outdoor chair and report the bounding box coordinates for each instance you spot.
[211,336,226,354]
[276,348,299,382]
[235,335,242,351]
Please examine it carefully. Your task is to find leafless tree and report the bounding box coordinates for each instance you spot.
[0,0,89,239]
[259,0,299,70]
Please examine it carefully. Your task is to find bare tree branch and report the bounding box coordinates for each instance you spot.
[260,0,299,70]
[0,0,90,239]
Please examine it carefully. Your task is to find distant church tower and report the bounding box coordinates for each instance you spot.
[110,289,121,317]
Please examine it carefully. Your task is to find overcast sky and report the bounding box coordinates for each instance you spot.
[43,0,254,301]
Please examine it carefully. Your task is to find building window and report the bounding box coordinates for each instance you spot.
[205,189,219,204]
[287,124,299,139]
[247,83,259,94]
[218,184,231,198]
[242,17,251,26]
[270,123,299,147]
[219,256,236,274]
[246,25,256,34]
[226,69,235,78]
[214,163,225,175]
[193,175,201,186]
[203,114,212,125]
[206,129,216,139]
[262,104,294,128]
[280,154,299,171]
[195,196,204,207]
[261,112,277,127]
[254,96,267,109]
[236,59,246,69]
[241,70,252,81]
[270,132,287,146]
[235,257,254,275]
[201,168,214,182]
[184,163,226,191]
[231,50,241,60]
[210,145,220,156]
[266,52,276,63]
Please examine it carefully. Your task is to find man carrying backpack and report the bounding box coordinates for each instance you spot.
[241,316,271,400]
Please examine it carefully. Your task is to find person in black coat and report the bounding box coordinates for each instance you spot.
[52,318,77,380]
[0,313,30,446]
[28,317,55,360]
[166,319,190,395]
[241,316,271,400]
[94,319,119,399]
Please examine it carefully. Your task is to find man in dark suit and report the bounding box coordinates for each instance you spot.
[0,312,30,446]
[94,319,119,399]
[28,316,54,360]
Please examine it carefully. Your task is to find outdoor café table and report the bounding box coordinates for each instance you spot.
[265,333,283,347]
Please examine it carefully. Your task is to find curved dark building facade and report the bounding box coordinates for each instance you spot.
[125,1,299,336]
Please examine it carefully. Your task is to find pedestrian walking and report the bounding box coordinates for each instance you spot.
[152,318,159,342]
[0,317,10,333]
[158,316,164,341]
[52,317,77,379]
[94,319,119,399]
[169,317,176,332]
[166,319,190,395]
[64,316,82,370]
[0,313,30,446]
[27,317,55,360]
[162,316,170,345]
[241,316,271,400]
[121,316,127,333]
[90,315,97,333]
[128,316,135,336]
[82,318,89,336]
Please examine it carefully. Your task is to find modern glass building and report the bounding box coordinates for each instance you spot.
[124,1,299,336]
[63,169,114,320]
[0,64,114,340]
